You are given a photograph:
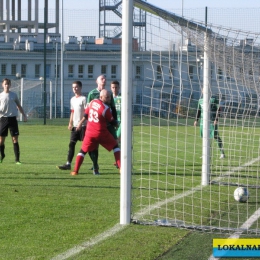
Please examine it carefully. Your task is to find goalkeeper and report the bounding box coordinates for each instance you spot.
[194,89,225,159]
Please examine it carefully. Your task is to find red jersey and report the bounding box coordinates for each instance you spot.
[85,99,114,137]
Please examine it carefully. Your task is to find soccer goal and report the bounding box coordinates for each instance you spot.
[12,78,57,120]
[128,1,260,235]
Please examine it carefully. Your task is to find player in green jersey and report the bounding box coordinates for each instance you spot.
[194,89,225,159]
[110,80,121,169]
[87,75,118,174]
[110,80,121,139]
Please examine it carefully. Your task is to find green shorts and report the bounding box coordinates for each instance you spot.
[200,123,219,139]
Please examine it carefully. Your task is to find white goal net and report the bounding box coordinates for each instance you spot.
[131,3,260,235]
[11,78,59,120]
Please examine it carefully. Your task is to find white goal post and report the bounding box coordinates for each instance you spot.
[120,0,133,225]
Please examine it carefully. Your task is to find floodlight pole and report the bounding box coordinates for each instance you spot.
[55,41,58,118]
[60,0,64,118]
[43,0,47,125]
[120,0,133,225]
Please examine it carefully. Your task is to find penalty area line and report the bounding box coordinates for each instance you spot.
[52,156,260,260]
[208,156,260,260]
[50,223,126,260]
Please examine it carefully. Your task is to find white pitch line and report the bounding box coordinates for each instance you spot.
[134,156,260,220]
[52,156,260,260]
[208,207,260,260]
[51,223,126,260]
[208,156,260,260]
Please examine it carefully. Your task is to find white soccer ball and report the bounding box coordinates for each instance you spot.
[234,187,249,202]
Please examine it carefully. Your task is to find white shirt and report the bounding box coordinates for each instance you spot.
[0,91,20,118]
[70,95,87,127]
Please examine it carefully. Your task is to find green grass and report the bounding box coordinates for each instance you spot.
[0,124,190,260]
[131,123,260,232]
[1,122,260,259]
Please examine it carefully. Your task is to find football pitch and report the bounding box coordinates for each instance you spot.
[1,122,259,260]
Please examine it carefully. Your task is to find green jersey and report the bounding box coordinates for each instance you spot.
[113,94,121,121]
[196,97,220,139]
[87,88,117,120]
[197,97,219,123]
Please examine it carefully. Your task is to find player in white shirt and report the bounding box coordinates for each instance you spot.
[0,78,27,164]
[57,81,87,170]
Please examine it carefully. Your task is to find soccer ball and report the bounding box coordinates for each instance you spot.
[234,187,249,202]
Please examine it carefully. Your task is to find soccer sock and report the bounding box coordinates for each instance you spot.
[73,152,85,173]
[113,148,120,169]
[13,142,20,162]
[67,142,76,164]
[89,149,99,169]
[215,137,224,154]
[0,144,5,158]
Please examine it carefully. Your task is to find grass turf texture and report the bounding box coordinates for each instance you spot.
[1,122,259,259]
[0,124,190,260]
[131,121,260,230]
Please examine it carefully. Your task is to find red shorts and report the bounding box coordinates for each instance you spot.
[81,131,117,153]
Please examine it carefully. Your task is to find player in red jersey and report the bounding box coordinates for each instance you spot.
[70,89,120,175]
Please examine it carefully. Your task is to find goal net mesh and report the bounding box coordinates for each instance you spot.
[131,6,260,235]
[11,79,61,120]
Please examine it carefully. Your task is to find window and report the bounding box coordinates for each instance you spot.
[35,64,40,78]
[21,64,26,78]
[210,63,213,79]
[135,65,142,79]
[46,64,51,78]
[101,65,107,76]
[1,64,6,75]
[78,65,84,78]
[169,66,174,79]
[217,67,223,80]
[188,65,194,79]
[55,64,60,78]
[68,65,74,78]
[11,64,16,76]
[88,65,94,79]
[226,65,231,80]
[156,65,162,79]
[111,65,117,79]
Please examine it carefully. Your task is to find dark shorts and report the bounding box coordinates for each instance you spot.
[107,124,117,139]
[70,126,86,143]
[0,117,19,137]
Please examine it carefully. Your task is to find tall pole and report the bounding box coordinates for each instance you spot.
[201,6,210,186]
[120,0,133,225]
[179,0,183,105]
[50,81,52,119]
[55,41,58,118]
[43,0,47,125]
[60,0,64,118]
